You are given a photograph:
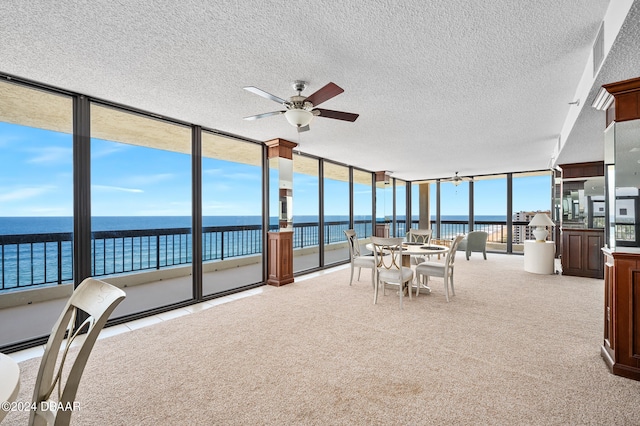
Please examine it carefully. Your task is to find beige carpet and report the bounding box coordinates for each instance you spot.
[4,254,640,425]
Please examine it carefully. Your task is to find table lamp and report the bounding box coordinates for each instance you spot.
[528,213,555,242]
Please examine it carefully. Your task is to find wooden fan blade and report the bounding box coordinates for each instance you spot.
[305,82,344,107]
[243,87,289,105]
[314,108,359,122]
[243,111,285,120]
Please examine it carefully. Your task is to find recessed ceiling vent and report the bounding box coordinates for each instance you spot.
[593,22,604,77]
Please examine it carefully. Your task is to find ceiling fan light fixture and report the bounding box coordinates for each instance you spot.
[284,109,313,128]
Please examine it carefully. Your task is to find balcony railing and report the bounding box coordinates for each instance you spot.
[1,218,535,291]
[403,219,531,242]
[0,219,373,291]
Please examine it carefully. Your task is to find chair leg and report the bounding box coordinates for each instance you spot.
[349,264,354,285]
[357,267,362,281]
[483,251,487,260]
[450,270,455,296]
[443,272,450,302]
[374,276,379,304]
[370,269,376,289]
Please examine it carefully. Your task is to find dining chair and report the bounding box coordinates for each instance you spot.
[406,228,433,266]
[29,278,126,426]
[370,236,414,308]
[343,229,376,288]
[415,235,464,302]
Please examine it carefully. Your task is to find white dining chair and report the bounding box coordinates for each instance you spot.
[371,236,414,308]
[406,228,433,266]
[344,229,376,288]
[415,235,464,302]
[29,278,126,426]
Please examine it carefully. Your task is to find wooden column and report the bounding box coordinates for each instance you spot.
[265,138,297,287]
[374,171,390,237]
[419,183,430,230]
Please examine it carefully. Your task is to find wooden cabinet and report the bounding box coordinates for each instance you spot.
[267,231,294,286]
[601,249,640,381]
[561,228,604,278]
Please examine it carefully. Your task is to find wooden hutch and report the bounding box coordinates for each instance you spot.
[596,77,640,381]
[557,161,605,279]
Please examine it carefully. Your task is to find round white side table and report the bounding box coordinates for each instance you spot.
[524,240,555,274]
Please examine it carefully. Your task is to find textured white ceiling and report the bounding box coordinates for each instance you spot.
[0,0,636,181]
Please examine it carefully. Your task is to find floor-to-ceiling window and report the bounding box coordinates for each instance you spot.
[293,153,320,272]
[201,132,263,294]
[353,169,373,238]
[90,104,192,317]
[0,80,73,347]
[323,161,350,265]
[440,179,470,238]
[512,171,552,252]
[395,179,407,237]
[474,174,507,252]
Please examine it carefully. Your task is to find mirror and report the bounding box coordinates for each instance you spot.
[613,120,640,247]
[269,156,294,231]
[562,177,605,229]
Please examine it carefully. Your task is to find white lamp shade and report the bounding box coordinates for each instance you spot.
[284,109,313,127]
[528,213,555,227]
[528,213,554,242]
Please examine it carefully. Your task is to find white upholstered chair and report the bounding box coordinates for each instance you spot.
[29,278,126,426]
[415,235,464,302]
[370,236,414,308]
[343,229,376,288]
[460,230,489,260]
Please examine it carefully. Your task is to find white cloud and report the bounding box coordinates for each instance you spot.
[203,168,223,176]
[0,186,52,202]
[0,133,25,147]
[92,184,144,193]
[127,173,175,186]
[91,143,130,159]
[227,172,260,181]
[27,146,73,164]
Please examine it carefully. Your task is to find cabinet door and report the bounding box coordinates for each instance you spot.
[603,255,614,352]
[583,232,605,278]
[613,258,640,371]
[561,229,604,278]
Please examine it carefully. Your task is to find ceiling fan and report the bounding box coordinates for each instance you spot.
[442,172,473,186]
[243,80,359,132]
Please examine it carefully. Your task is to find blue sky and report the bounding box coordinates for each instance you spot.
[0,122,551,217]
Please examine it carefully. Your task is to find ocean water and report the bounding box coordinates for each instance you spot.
[0,215,507,236]
[0,215,369,235]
